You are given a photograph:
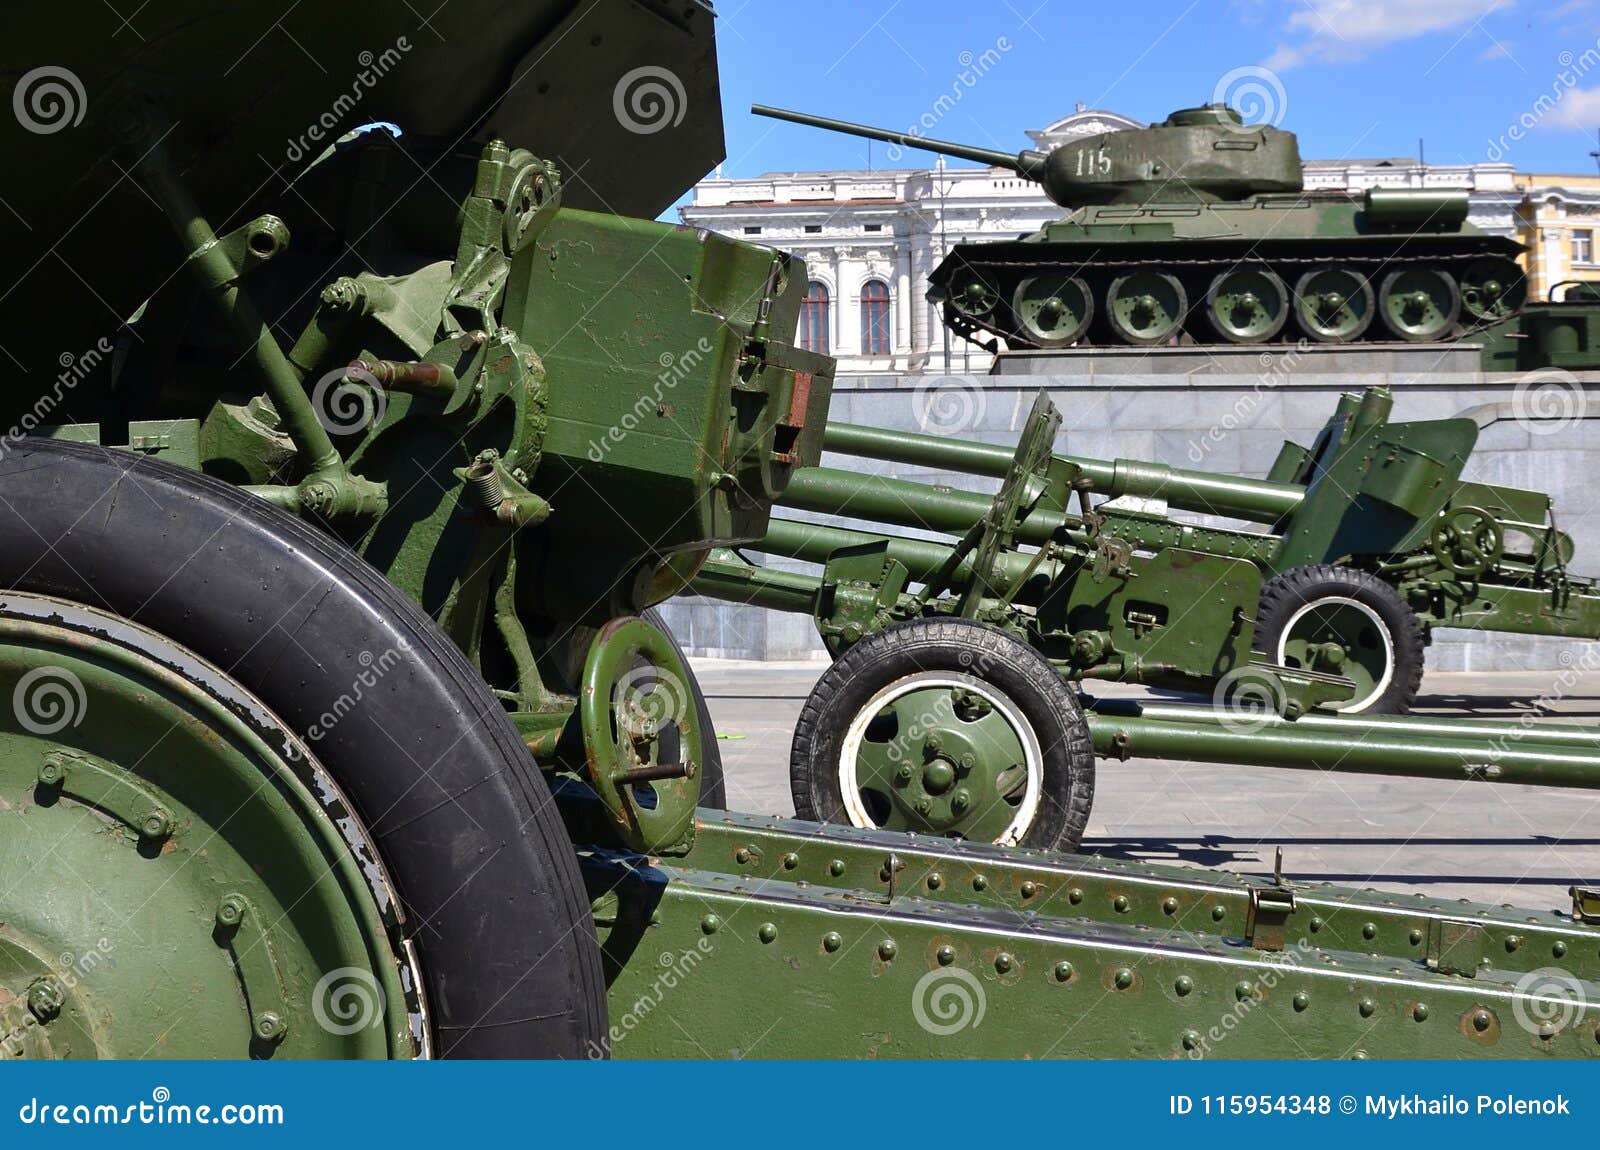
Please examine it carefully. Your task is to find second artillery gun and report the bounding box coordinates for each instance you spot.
[695,385,1600,850]
[754,103,1527,351]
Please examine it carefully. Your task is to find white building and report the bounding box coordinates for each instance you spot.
[681,106,1524,373]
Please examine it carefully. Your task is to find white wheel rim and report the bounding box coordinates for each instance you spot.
[837,670,1044,846]
[1275,595,1395,713]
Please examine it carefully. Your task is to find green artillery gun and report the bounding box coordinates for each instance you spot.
[754,104,1527,351]
[3,1,1600,1061]
[693,385,1600,848]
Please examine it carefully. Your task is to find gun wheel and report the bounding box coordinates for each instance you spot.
[1204,266,1289,343]
[0,439,606,1058]
[790,618,1094,851]
[1105,270,1187,346]
[1293,267,1375,343]
[1252,565,1425,714]
[1378,267,1460,342]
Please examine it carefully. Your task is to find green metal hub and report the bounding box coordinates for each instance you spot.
[1275,596,1394,713]
[840,673,1039,845]
[1012,274,1093,347]
[0,594,414,1059]
[1206,267,1288,343]
[1380,268,1459,341]
[1106,271,1186,346]
[1293,267,1373,342]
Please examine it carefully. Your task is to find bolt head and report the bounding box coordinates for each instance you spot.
[700,914,721,934]
[1358,997,1377,1018]
[936,945,956,966]
[822,932,843,953]
[877,940,898,961]
[216,896,246,928]
[1472,1010,1492,1032]
[253,1012,288,1043]
[995,952,1014,974]
[27,981,63,1023]
[1054,961,1074,983]
[758,923,777,944]
[1115,967,1135,990]
[1174,975,1194,996]
[781,852,799,869]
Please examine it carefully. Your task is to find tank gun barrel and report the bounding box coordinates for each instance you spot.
[752,105,1045,178]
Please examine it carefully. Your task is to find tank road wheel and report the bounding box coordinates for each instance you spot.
[1105,270,1188,346]
[1252,565,1425,715]
[1458,257,1527,326]
[1378,267,1460,342]
[1011,274,1094,347]
[1293,267,1375,343]
[1204,267,1289,344]
[790,618,1095,852]
[0,440,605,1058]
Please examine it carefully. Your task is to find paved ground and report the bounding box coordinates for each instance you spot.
[692,661,1600,913]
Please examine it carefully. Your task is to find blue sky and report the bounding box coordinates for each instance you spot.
[708,0,1600,180]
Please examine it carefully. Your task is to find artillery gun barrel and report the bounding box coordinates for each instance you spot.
[1088,700,1600,788]
[1093,698,1600,750]
[759,517,1048,594]
[752,105,1042,176]
[780,467,1066,542]
[823,421,1304,523]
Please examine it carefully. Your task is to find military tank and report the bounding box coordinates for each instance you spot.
[754,103,1528,349]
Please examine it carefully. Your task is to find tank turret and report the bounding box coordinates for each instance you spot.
[754,103,1303,207]
[754,102,1526,350]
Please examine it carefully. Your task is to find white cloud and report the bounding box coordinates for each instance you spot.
[1541,86,1600,130]
[1268,0,1512,67]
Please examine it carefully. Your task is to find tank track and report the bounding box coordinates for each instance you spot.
[940,236,1526,350]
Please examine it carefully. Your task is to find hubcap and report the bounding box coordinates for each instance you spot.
[1380,268,1458,341]
[1106,272,1186,346]
[838,672,1042,846]
[1012,274,1093,347]
[1459,257,1527,324]
[1206,268,1288,343]
[0,594,415,1059]
[1275,596,1395,713]
[1294,268,1373,342]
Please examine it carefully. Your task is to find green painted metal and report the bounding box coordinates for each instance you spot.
[753,105,1524,351]
[0,594,411,1059]
[588,808,1600,1059]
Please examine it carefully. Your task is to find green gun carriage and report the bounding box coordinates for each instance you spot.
[694,384,1600,848]
[1,0,1599,1061]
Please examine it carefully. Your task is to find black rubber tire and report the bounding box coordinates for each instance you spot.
[1252,564,1425,715]
[642,607,725,809]
[0,440,604,1058]
[790,618,1095,852]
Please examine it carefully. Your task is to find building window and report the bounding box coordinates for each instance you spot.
[864,223,883,233]
[743,225,762,235]
[804,224,822,234]
[1575,229,1595,265]
[860,279,891,355]
[799,281,830,354]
